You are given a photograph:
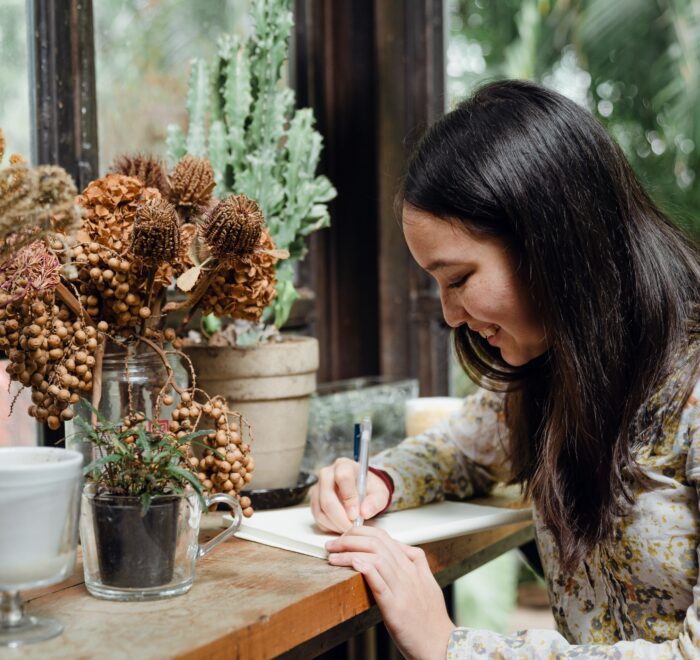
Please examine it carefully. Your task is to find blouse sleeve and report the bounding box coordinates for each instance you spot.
[446,378,700,660]
[369,388,512,511]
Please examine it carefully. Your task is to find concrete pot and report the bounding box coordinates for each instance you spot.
[185,336,319,489]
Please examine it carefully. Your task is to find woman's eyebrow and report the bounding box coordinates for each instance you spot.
[425,259,461,272]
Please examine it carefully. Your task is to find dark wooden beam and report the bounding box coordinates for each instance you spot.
[293,0,447,395]
[30,0,98,188]
[293,0,380,384]
[29,0,98,446]
[377,0,448,396]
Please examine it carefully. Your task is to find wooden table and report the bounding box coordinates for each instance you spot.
[2,495,533,659]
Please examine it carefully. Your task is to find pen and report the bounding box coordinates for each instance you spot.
[354,416,372,527]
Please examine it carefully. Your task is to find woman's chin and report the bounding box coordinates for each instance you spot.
[499,346,530,368]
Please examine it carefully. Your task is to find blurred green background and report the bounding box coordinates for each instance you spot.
[446,0,700,240]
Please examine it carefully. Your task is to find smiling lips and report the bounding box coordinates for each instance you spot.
[471,324,500,339]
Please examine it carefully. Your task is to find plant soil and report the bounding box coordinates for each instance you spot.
[93,494,179,588]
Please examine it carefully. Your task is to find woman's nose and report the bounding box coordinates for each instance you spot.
[439,290,469,329]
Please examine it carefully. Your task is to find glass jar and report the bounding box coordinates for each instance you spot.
[80,484,242,600]
[65,342,188,466]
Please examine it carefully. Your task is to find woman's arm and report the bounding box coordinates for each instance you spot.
[371,388,512,511]
[328,378,700,660]
[311,388,512,532]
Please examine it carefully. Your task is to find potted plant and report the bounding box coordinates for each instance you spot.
[163,0,336,490]
[78,410,243,601]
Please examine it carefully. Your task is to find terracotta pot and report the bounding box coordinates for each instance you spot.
[185,336,319,489]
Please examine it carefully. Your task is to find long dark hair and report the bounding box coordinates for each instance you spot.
[403,79,700,570]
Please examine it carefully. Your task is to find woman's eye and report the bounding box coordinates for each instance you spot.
[447,274,470,289]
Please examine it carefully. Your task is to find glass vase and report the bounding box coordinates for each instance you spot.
[65,342,188,466]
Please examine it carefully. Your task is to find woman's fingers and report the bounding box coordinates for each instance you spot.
[351,557,390,600]
[328,547,402,595]
[313,459,358,532]
[326,526,412,575]
[310,460,391,532]
[334,458,361,520]
[359,473,391,519]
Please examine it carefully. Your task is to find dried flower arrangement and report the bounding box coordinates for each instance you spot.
[0,136,285,514]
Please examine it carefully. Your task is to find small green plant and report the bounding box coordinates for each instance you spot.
[76,409,212,513]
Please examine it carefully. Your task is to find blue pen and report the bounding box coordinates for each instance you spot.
[354,417,372,527]
[353,423,361,461]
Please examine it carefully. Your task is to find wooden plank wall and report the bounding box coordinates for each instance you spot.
[293,0,450,396]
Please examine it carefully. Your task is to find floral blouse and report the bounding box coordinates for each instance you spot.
[371,370,700,659]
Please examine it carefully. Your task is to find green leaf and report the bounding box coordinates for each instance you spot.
[140,493,152,516]
[167,465,204,494]
[135,426,152,462]
[83,453,121,476]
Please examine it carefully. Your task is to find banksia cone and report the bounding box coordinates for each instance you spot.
[130,198,180,265]
[110,153,169,197]
[203,195,264,260]
[168,155,215,221]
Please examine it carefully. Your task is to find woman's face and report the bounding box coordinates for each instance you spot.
[403,205,548,367]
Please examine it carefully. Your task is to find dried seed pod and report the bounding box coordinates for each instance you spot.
[167,155,215,221]
[129,198,180,265]
[110,153,169,196]
[202,195,264,259]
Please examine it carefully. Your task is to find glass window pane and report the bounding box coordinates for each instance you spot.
[0,1,37,446]
[94,0,253,173]
[0,0,31,160]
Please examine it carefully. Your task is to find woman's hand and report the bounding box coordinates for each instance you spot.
[326,527,455,660]
[310,458,391,532]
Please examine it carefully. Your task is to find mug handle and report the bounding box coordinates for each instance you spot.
[197,493,243,559]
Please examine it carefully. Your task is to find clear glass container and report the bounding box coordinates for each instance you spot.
[80,484,241,601]
[65,343,188,466]
[302,376,419,473]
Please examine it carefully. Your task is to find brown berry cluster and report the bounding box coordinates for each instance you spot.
[0,290,103,429]
[71,242,150,335]
[170,392,254,517]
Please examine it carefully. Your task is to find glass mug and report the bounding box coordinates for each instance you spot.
[80,484,242,600]
[0,447,83,647]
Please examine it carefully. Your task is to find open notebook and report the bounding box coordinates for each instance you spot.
[231,501,532,559]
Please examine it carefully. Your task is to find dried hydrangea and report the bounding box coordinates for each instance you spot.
[77,173,160,253]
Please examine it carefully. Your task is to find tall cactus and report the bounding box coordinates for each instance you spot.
[167,0,336,328]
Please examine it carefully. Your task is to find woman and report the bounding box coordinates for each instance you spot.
[310,80,700,659]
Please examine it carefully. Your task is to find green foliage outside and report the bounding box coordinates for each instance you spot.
[166,0,337,328]
[0,0,30,159]
[447,0,700,239]
[93,0,252,173]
